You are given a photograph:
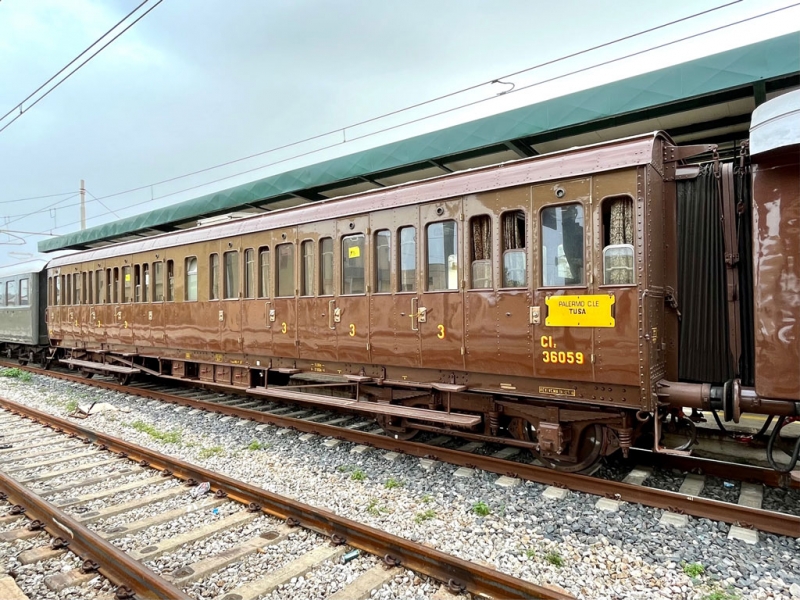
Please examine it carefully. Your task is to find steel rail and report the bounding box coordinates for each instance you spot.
[7,364,800,536]
[0,395,571,600]
[0,463,190,600]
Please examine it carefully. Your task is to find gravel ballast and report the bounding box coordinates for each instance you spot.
[1,373,799,599]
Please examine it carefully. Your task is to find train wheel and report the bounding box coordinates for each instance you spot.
[507,418,605,473]
[80,369,94,379]
[116,373,132,386]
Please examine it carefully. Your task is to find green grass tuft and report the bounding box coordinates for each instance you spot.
[350,469,366,481]
[384,477,403,489]
[421,494,433,504]
[683,562,705,578]
[0,368,31,381]
[472,501,491,516]
[414,509,436,524]
[198,445,225,459]
[525,548,536,560]
[65,399,79,413]
[130,420,182,444]
[544,550,564,567]
[247,440,269,451]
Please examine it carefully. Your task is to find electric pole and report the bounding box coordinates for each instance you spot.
[80,179,86,230]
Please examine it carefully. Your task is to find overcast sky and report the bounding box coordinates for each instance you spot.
[1,0,798,267]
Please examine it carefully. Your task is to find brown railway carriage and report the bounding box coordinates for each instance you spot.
[44,133,714,471]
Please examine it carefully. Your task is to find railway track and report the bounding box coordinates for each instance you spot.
[0,396,563,600]
[3,362,800,542]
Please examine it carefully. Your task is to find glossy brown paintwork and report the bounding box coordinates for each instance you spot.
[752,147,800,401]
[46,134,684,411]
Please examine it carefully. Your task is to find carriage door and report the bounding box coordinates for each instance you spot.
[369,206,421,368]
[220,238,244,355]
[296,221,337,363]
[418,199,465,372]
[271,226,299,360]
[463,190,533,377]
[334,215,371,365]
[532,179,595,384]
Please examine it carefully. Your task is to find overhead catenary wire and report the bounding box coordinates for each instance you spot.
[7,1,797,240]
[67,0,744,204]
[0,0,164,135]
[0,191,77,205]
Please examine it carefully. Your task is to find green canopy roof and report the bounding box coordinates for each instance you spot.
[39,32,800,253]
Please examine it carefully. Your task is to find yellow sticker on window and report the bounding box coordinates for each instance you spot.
[545,294,615,327]
[125,274,131,282]
[348,246,361,259]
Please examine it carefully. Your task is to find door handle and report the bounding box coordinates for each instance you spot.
[329,299,336,330]
[410,297,419,331]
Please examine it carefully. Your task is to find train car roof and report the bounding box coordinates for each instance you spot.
[38,32,800,255]
[47,132,671,269]
[750,88,800,155]
[0,259,49,278]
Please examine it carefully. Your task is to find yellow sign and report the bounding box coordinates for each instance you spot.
[545,294,615,327]
[348,246,360,259]
[125,274,131,282]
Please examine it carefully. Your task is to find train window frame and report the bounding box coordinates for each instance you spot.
[122,266,131,303]
[66,274,73,305]
[19,278,29,306]
[75,272,82,305]
[223,250,239,300]
[600,194,636,287]
[95,270,104,304]
[209,253,220,301]
[8,280,17,306]
[134,265,141,302]
[153,262,164,302]
[276,243,295,298]
[319,238,334,296]
[166,260,175,301]
[300,240,314,297]
[469,214,493,290]
[398,226,416,293]
[185,257,198,302]
[539,201,586,289]
[85,271,91,305]
[244,249,255,299]
[341,233,366,296]
[258,247,270,299]
[500,209,527,288]
[374,230,391,294]
[142,263,150,302]
[47,277,52,306]
[426,220,459,292]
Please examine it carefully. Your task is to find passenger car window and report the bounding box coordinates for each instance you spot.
[166,260,174,301]
[142,264,149,302]
[153,262,163,301]
[342,234,365,294]
[95,270,103,304]
[398,227,416,292]
[19,279,29,306]
[224,250,239,299]
[502,210,527,288]
[210,254,220,300]
[258,247,270,298]
[133,265,141,302]
[276,243,294,297]
[301,241,314,296]
[185,257,198,301]
[320,238,333,295]
[6,280,16,306]
[121,267,131,302]
[541,203,584,286]
[375,230,391,293]
[427,221,458,291]
[602,195,635,285]
[244,249,255,298]
[470,215,492,289]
